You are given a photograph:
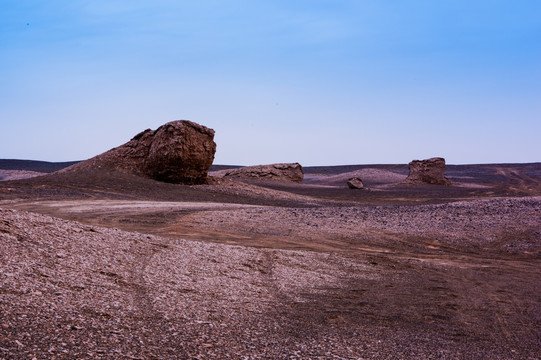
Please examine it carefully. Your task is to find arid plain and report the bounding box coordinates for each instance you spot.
[1,158,540,359]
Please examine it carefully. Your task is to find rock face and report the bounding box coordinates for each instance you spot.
[406,157,451,185]
[70,120,216,184]
[143,121,216,183]
[223,163,304,183]
[347,177,365,189]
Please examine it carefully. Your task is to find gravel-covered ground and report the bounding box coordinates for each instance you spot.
[2,197,540,359]
[1,162,540,359]
[179,197,541,254]
[0,207,487,359]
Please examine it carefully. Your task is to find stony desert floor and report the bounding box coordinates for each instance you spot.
[0,161,540,359]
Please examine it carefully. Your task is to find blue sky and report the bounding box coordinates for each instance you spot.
[1,1,540,165]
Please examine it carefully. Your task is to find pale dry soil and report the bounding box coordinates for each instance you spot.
[1,163,541,359]
[0,170,46,181]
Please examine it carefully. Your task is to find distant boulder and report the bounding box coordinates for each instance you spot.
[223,163,304,183]
[347,177,365,189]
[406,157,451,185]
[66,120,216,184]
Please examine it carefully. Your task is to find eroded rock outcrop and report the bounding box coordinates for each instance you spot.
[347,177,365,189]
[143,121,216,183]
[223,163,304,183]
[406,157,450,185]
[67,120,216,184]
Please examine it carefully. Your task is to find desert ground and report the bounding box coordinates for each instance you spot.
[1,160,540,359]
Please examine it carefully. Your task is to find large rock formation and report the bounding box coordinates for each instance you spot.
[143,121,216,183]
[406,157,450,185]
[68,120,216,184]
[222,163,304,183]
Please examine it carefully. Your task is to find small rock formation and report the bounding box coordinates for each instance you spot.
[406,157,451,185]
[347,177,365,189]
[68,120,216,184]
[223,163,304,183]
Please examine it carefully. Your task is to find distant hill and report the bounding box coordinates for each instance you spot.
[0,159,80,173]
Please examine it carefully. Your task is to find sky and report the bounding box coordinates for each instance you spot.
[1,1,540,165]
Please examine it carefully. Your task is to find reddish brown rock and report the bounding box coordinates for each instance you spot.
[347,177,365,189]
[65,120,216,184]
[143,121,216,184]
[223,163,304,183]
[406,157,451,185]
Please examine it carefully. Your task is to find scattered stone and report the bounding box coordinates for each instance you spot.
[223,163,304,183]
[347,177,365,189]
[406,157,451,185]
